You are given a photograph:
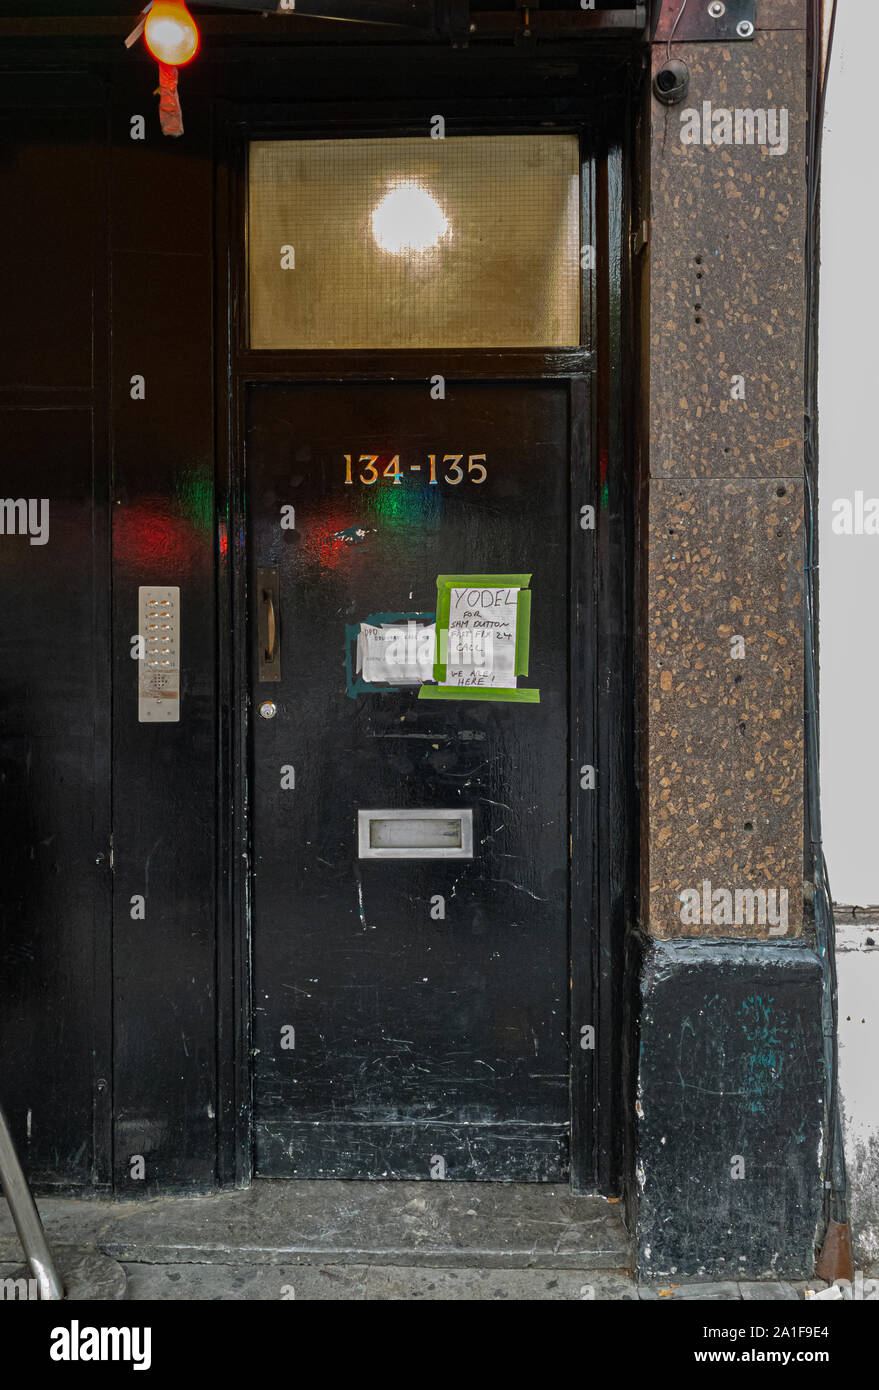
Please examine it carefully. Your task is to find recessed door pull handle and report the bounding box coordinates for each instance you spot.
[257,566,281,682]
[264,590,276,663]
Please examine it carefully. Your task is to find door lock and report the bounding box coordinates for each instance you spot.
[258,700,277,720]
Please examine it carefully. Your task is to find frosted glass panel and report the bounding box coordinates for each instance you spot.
[248,135,580,350]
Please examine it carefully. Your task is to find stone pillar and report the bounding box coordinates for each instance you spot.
[636,0,824,1279]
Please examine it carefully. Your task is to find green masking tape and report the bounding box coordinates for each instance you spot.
[424,572,538,702]
[418,685,540,704]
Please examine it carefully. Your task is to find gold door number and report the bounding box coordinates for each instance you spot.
[344,453,487,486]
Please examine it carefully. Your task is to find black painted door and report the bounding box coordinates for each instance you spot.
[247,379,575,1179]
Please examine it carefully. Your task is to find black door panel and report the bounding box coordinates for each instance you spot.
[247,380,572,1179]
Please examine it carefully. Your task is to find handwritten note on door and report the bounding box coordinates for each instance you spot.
[443,586,519,689]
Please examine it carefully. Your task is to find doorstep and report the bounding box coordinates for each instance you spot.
[0,1180,631,1271]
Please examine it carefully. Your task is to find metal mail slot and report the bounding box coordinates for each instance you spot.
[358,809,474,860]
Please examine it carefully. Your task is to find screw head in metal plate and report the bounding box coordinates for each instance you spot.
[708,1,726,17]
[736,19,755,38]
[259,700,277,720]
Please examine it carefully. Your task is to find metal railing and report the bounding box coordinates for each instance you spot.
[0,1103,63,1300]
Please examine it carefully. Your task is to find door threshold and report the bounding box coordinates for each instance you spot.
[5,1181,631,1271]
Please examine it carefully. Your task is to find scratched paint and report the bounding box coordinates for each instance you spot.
[738,995,782,1116]
[637,940,824,1281]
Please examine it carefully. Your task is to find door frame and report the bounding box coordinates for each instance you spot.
[214,87,638,1195]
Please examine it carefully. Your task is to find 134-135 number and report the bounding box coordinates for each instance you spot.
[344,453,487,485]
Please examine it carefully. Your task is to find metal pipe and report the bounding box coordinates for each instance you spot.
[0,1104,64,1301]
[0,9,649,41]
[188,0,435,25]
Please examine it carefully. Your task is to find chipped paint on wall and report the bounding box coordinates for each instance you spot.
[837,926,879,1267]
[636,939,824,1280]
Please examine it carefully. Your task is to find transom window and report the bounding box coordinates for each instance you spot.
[248,134,581,351]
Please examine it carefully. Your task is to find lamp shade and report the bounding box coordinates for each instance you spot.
[144,2,200,66]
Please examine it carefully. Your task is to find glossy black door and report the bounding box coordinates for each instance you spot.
[247,380,574,1179]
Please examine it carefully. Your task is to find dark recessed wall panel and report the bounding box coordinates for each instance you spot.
[110,89,213,255]
[109,94,217,1194]
[0,112,101,391]
[0,407,108,1188]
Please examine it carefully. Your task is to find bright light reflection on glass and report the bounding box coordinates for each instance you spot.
[371,182,451,255]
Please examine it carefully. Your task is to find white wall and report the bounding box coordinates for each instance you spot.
[819,2,879,908]
[836,928,879,1266]
[821,4,879,1268]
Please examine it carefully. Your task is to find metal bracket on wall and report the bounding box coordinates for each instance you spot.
[657,0,756,42]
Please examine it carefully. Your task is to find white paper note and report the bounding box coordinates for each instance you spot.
[357,621,435,685]
[443,586,519,689]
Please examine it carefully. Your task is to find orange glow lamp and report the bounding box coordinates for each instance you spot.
[143,2,201,67]
[125,3,200,138]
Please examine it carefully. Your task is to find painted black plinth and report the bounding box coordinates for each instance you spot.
[634,939,824,1281]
